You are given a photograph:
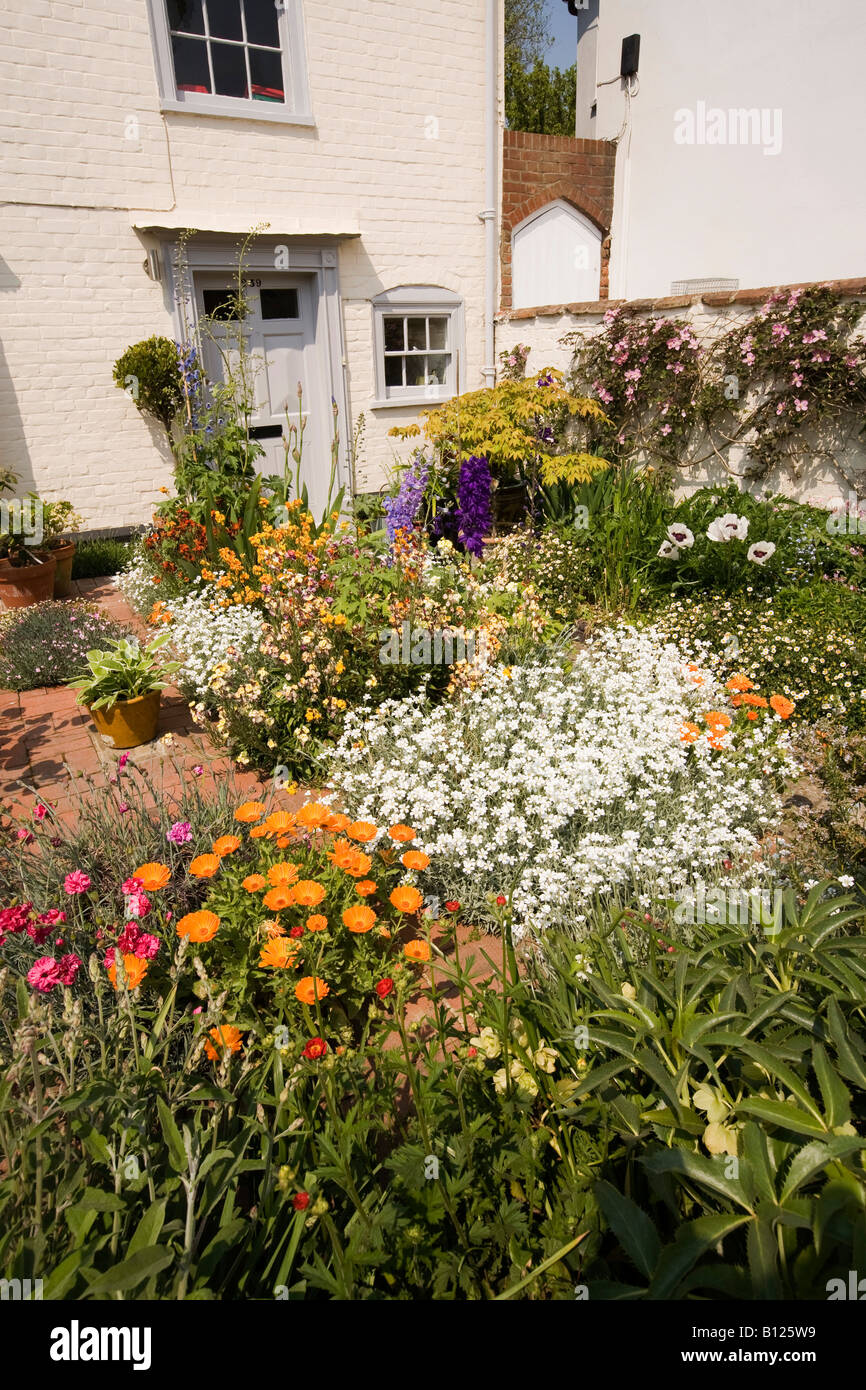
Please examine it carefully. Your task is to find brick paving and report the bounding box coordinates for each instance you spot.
[0,577,268,829]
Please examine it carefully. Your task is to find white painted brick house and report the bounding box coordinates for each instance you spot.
[1,0,502,527]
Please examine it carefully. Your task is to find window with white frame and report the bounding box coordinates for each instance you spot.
[147,0,311,122]
[371,287,463,406]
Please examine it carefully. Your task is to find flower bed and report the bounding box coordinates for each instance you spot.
[329,626,798,936]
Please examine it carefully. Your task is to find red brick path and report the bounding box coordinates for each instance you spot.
[0,578,268,829]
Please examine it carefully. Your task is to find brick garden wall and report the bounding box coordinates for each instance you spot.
[500,129,616,311]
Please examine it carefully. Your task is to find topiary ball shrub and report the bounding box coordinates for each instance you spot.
[0,601,131,691]
[113,336,184,431]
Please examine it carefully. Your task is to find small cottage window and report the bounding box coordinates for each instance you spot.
[147,0,312,123]
[372,288,463,406]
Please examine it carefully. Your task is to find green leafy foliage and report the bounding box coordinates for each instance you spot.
[67,633,180,710]
[112,337,184,432]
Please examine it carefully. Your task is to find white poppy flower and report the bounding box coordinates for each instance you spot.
[658,540,680,559]
[747,541,776,565]
[707,513,749,543]
[667,523,694,548]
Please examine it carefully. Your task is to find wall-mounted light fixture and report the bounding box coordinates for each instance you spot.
[144,248,162,283]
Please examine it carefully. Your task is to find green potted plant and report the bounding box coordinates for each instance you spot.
[39,498,86,598]
[0,529,57,609]
[67,633,181,749]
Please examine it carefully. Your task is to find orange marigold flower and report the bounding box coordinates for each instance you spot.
[295,975,330,1005]
[262,918,285,939]
[390,885,424,914]
[731,693,768,708]
[388,824,417,843]
[404,940,431,963]
[703,711,732,730]
[263,886,296,912]
[177,909,220,942]
[259,938,301,969]
[325,812,352,833]
[343,904,377,934]
[250,825,270,839]
[725,673,754,693]
[355,879,377,897]
[296,802,331,829]
[276,835,294,849]
[264,810,296,837]
[293,880,326,908]
[746,710,759,721]
[707,732,727,750]
[680,722,701,744]
[133,862,171,891]
[306,914,328,932]
[235,801,266,823]
[401,850,430,871]
[347,820,378,843]
[243,874,267,893]
[108,953,149,990]
[190,853,221,879]
[327,840,372,878]
[204,1024,243,1060]
[376,925,392,940]
[268,861,300,887]
[212,835,241,856]
[769,694,795,719]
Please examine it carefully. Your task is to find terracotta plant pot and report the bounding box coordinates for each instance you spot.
[51,540,77,598]
[87,690,161,749]
[0,551,57,609]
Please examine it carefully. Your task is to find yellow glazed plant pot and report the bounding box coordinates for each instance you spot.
[87,690,161,749]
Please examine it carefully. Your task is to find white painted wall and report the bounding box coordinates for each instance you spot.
[587,0,866,299]
[0,0,491,527]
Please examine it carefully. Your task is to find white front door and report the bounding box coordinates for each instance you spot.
[193,271,333,520]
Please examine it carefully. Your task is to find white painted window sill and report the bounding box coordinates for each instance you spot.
[369,397,451,411]
[160,98,315,127]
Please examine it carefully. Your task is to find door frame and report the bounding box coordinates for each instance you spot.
[162,234,351,500]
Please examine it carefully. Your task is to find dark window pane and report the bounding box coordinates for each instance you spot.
[172,35,211,92]
[168,0,206,34]
[407,317,427,351]
[260,287,299,318]
[206,0,242,40]
[244,0,280,47]
[383,317,404,352]
[202,288,243,320]
[428,316,448,350]
[211,40,248,97]
[384,355,404,388]
[250,46,285,101]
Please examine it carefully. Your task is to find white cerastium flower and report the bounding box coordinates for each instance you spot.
[666,522,694,549]
[658,539,680,559]
[707,513,749,543]
[328,625,796,939]
[746,541,776,565]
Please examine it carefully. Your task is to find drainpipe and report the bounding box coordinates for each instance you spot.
[479,0,498,386]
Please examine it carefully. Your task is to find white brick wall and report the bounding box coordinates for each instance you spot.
[1,0,490,526]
